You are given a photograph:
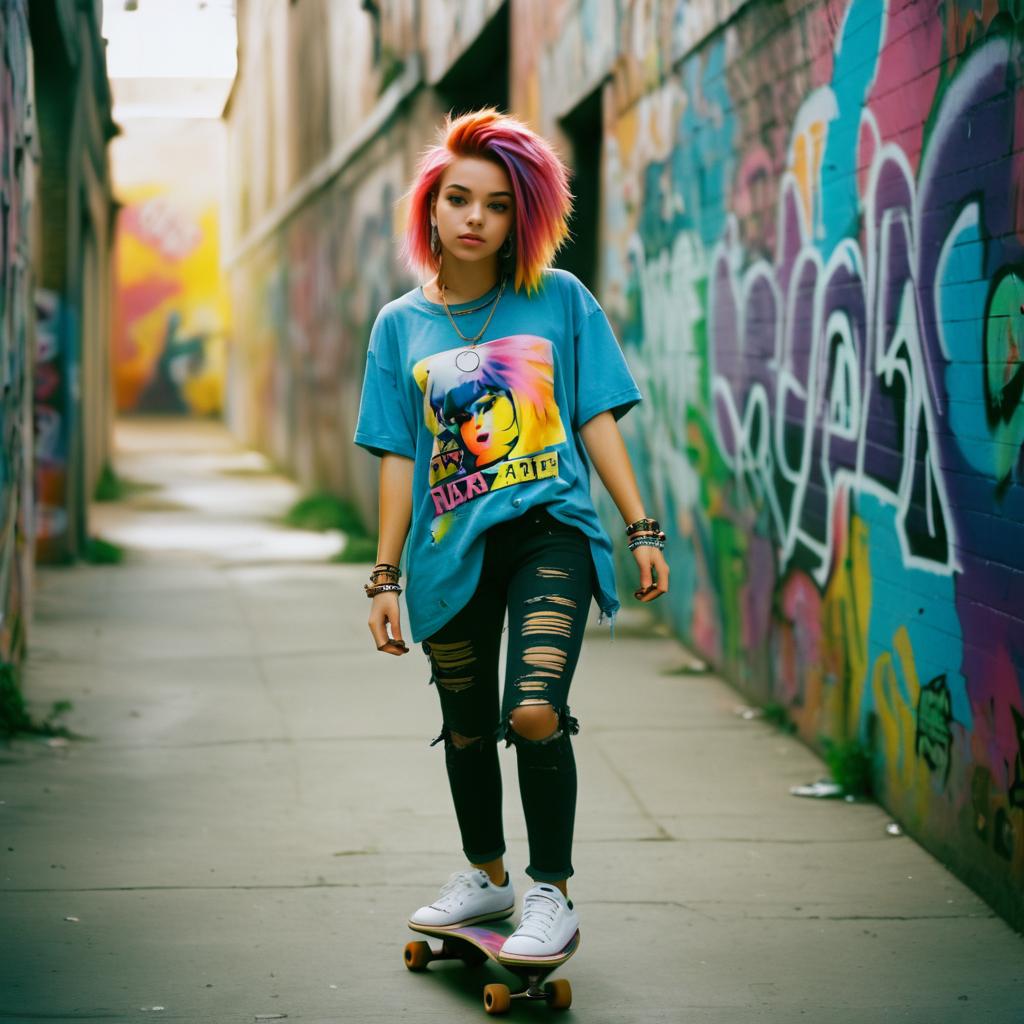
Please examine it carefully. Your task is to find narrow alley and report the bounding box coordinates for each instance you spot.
[1,420,1021,1022]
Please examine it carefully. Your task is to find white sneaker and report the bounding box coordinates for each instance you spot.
[499,883,579,961]
[409,869,515,929]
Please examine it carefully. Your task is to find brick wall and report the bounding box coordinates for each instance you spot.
[518,0,1024,928]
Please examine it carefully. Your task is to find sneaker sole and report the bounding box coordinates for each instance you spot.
[498,928,581,965]
[408,906,515,931]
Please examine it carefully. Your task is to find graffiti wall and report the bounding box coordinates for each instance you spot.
[520,0,1024,925]
[224,0,1024,925]
[113,184,228,416]
[227,129,418,512]
[0,0,36,656]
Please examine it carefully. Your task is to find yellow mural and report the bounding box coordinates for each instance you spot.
[113,184,229,415]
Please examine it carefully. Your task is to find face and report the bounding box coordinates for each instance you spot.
[431,156,515,267]
[458,388,519,466]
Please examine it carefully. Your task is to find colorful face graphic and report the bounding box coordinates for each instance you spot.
[413,335,566,525]
[455,388,519,465]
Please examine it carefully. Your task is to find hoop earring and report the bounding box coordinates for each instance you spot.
[430,223,440,256]
[500,233,514,260]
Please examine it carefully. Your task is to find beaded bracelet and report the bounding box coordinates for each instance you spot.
[626,517,661,537]
[628,533,666,552]
[365,581,403,598]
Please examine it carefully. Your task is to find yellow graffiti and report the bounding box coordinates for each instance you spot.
[872,625,934,823]
[790,123,827,234]
[821,510,872,739]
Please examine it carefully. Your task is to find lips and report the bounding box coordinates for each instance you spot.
[459,234,484,243]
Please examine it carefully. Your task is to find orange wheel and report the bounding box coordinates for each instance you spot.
[483,983,511,1015]
[403,940,431,971]
[545,978,572,1010]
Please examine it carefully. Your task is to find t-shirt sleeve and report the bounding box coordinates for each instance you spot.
[573,301,642,429]
[353,311,417,459]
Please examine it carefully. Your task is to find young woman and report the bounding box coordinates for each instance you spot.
[354,108,669,959]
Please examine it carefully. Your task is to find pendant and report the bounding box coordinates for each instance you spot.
[455,348,481,372]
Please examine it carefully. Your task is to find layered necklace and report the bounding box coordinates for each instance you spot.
[439,273,507,373]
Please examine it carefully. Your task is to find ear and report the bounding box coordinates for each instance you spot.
[429,193,437,226]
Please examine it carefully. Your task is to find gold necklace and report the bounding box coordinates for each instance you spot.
[439,275,506,344]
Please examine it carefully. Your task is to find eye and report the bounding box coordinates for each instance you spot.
[490,203,509,212]
[446,194,465,205]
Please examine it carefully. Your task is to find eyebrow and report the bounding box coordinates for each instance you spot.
[445,183,513,199]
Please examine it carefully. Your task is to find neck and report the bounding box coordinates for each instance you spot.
[434,254,500,303]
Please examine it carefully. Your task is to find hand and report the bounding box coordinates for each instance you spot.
[368,592,408,655]
[632,545,669,602]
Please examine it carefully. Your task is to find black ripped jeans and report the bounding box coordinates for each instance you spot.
[421,507,593,882]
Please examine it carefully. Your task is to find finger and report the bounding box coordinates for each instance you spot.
[384,610,408,654]
[633,553,653,598]
[368,613,390,651]
[656,555,670,594]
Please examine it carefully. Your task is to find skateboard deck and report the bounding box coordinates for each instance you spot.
[404,918,580,1015]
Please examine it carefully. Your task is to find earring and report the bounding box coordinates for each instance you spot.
[500,233,514,259]
[430,223,440,254]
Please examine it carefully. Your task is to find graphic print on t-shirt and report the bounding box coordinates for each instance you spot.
[413,335,566,536]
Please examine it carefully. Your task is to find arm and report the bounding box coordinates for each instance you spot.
[579,411,669,602]
[367,453,414,654]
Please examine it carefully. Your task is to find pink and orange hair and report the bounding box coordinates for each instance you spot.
[403,108,573,294]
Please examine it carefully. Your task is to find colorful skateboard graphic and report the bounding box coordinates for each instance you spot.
[404,919,580,1015]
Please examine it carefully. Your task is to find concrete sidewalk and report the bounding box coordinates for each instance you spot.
[1,419,1021,1024]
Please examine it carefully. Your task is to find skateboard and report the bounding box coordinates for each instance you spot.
[404,918,580,1015]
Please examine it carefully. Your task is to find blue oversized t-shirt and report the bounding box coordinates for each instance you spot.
[354,268,641,642]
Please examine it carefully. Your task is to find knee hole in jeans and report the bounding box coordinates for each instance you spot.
[508,702,560,742]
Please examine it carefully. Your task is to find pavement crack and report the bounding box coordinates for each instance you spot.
[593,738,672,840]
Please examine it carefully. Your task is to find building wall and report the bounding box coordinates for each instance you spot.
[225,0,496,501]
[29,0,116,563]
[517,0,1024,928]
[0,0,38,664]
[224,0,1024,928]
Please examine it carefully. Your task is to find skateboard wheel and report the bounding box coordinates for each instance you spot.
[483,983,511,1015]
[404,940,431,971]
[545,978,572,1010]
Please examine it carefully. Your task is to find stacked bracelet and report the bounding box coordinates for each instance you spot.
[626,517,661,537]
[626,516,667,552]
[366,562,402,597]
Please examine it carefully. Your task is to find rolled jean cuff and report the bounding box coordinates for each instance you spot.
[526,863,574,883]
[465,843,507,864]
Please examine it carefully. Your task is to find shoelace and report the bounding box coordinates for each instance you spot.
[433,869,485,908]
[511,892,560,940]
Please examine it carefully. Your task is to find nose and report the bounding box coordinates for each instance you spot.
[466,203,484,226]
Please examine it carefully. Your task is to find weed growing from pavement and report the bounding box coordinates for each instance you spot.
[283,492,379,563]
[762,701,797,733]
[821,736,874,798]
[332,535,378,563]
[0,664,75,739]
[93,462,157,502]
[83,537,125,564]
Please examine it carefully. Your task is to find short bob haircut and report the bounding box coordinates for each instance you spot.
[403,108,573,294]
